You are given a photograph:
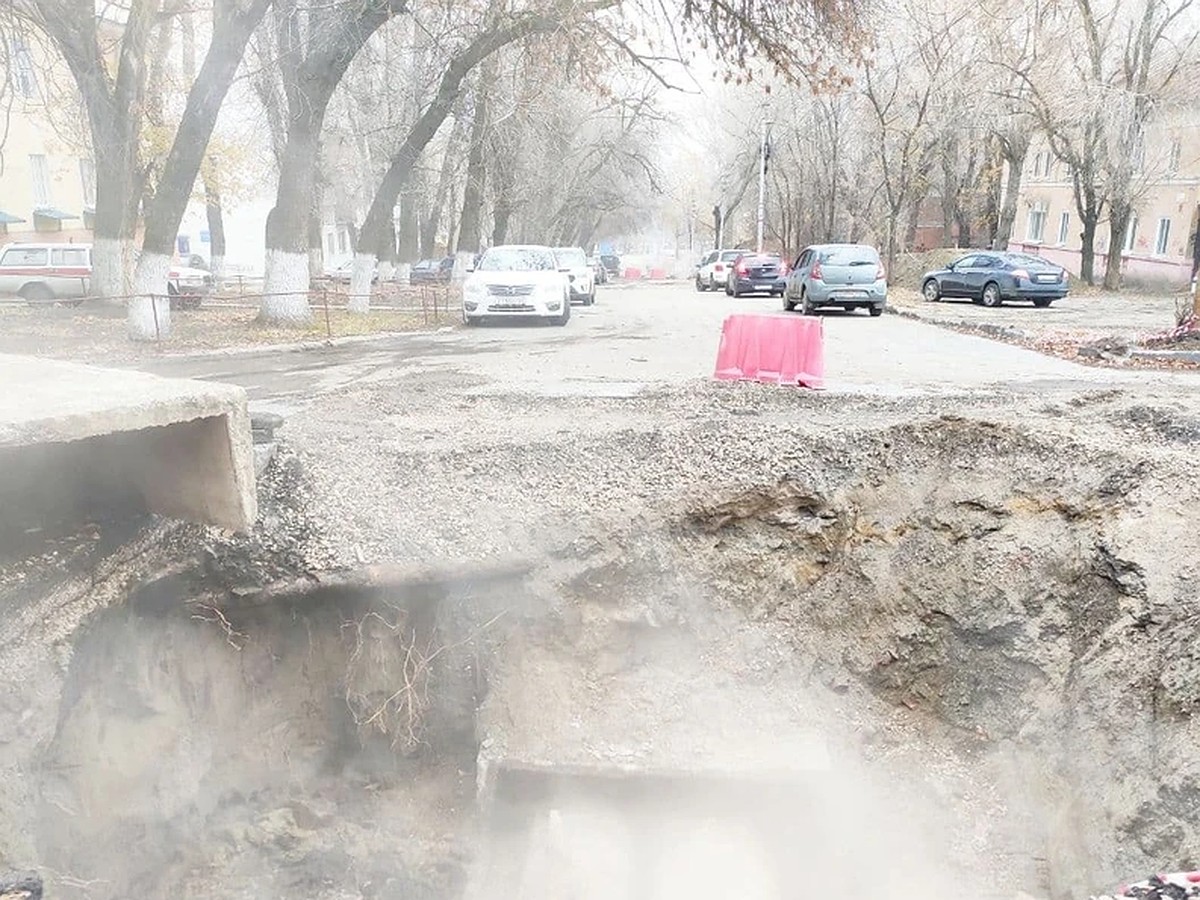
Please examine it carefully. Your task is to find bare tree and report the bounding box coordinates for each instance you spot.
[13,0,157,298]
[253,0,406,323]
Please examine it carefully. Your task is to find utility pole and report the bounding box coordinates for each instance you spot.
[756,119,773,254]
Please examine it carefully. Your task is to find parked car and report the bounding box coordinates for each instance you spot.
[784,243,888,317]
[588,255,609,284]
[599,254,621,279]
[0,241,214,307]
[921,251,1069,307]
[724,252,788,297]
[461,244,571,326]
[0,242,91,304]
[695,248,751,292]
[553,246,596,305]
[323,258,380,285]
[411,257,455,284]
[167,261,215,309]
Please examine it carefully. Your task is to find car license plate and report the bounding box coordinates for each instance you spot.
[492,303,524,310]
[1035,274,1056,283]
[756,282,774,289]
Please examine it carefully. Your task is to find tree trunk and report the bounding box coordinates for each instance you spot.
[1104,201,1131,291]
[131,0,271,339]
[456,73,490,254]
[204,168,226,283]
[1079,216,1097,285]
[996,142,1027,250]
[940,142,958,248]
[262,107,324,323]
[257,1,400,323]
[421,113,467,254]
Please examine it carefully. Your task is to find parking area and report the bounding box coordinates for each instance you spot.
[889,285,1187,343]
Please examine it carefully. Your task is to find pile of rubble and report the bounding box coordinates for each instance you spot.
[1096,872,1200,900]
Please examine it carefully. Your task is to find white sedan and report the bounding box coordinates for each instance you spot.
[462,245,571,326]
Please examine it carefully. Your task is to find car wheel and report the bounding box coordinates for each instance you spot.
[922,279,941,302]
[731,282,742,298]
[981,282,1003,308]
[708,275,717,291]
[465,316,483,326]
[555,296,570,326]
[695,277,706,292]
[587,291,596,306]
[21,283,54,305]
[801,291,813,316]
[1032,298,1052,308]
[783,291,796,312]
[869,305,884,317]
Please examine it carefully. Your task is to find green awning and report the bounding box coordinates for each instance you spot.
[33,207,79,221]
[0,211,25,225]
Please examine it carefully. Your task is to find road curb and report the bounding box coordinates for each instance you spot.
[149,325,458,361]
[1130,348,1200,363]
[886,305,1034,341]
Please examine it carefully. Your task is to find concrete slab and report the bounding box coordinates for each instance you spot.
[0,353,256,531]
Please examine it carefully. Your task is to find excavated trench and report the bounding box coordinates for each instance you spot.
[3,416,1200,898]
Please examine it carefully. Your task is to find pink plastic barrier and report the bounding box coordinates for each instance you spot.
[623,267,642,280]
[649,267,667,279]
[713,314,825,389]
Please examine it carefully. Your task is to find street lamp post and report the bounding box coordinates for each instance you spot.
[756,119,773,254]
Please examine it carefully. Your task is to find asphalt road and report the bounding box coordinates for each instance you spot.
[132,282,1196,413]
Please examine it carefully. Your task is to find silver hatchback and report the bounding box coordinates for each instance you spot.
[783,243,888,317]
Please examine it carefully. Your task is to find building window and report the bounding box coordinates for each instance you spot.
[1168,139,1181,175]
[11,37,37,98]
[1027,204,1047,242]
[29,154,50,206]
[1154,217,1171,256]
[1057,211,1070,245]
[79,158,96,207]
[1124,215,1139,253]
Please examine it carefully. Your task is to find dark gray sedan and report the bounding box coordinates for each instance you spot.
[921,252,1069,308]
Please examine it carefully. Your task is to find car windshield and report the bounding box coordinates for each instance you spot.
[477,247,556,272]
[742,255,781,265]
[820,246,879,266]
[720,250,747,262]
[554,248,587,268]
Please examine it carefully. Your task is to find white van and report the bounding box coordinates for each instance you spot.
[0,243,91,304]
[0,242,214,306]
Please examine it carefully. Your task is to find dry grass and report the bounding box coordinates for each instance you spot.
[0,302,460,363]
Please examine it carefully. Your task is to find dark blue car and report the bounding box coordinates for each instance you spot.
[921,251,1069,308]
[724,252,787,297]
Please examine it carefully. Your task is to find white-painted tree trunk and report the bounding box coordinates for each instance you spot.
[261,249,312,323]
[91,237,132,302]
[127,251,172,341]
[347,252,377,313]
[378,259,395,283]
[210,254,225,286]
[395,263,411,286]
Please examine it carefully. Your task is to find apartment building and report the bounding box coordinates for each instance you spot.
[0,31,95,245]
[1008,114,1200,288]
